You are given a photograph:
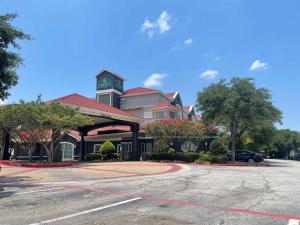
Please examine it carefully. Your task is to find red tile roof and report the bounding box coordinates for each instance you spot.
[165,92,175,99]
[48,93,139,119]
[151,102,179,111]
[123,87,159,96]
[69,125,145,139]
[183,106,193,113]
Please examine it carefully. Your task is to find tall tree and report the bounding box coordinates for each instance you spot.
[0,13,31,100]
[196,77,282,161]
[37,103,93,163]
[271,129,300,158]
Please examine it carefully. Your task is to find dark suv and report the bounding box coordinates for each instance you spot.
[228,150,264,163]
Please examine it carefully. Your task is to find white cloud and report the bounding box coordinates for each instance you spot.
[249,60,269,71]
[184,38,193,45]
[141,11,172,38]
[144,73,166,87]
[200,70,219,79]
[157,11,171,33]
[0,100,7,105]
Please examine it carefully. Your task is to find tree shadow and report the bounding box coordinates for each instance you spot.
[0,175,37,199]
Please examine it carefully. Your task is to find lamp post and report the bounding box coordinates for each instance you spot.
[205,141,208,151]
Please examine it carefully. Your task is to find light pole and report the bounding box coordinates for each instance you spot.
[205,141,208,151]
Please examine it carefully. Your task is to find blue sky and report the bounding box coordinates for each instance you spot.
[1,0,300,130]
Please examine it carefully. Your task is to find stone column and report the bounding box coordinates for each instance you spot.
[79,129,87,161]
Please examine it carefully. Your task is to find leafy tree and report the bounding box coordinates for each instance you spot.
[196,77,282,161]
[0,104,20,159]
[270,129,300,158]
[144,119,216,152]
[1,101,93,163]
[0,13,31,100]
[36,103,94,163]
[209,139,228,155]
[11,101,44,162]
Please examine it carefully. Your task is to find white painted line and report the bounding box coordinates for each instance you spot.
[28,197,141,225]
[288,220,300,225]
[15,188,63,195]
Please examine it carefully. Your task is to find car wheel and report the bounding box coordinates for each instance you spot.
[248,158,255,163]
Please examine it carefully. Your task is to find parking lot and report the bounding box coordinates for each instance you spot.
[0,160,300,225]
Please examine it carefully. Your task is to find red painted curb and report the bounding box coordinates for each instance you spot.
[0,160,74,168]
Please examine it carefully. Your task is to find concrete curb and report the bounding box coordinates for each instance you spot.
[0,160,75,168]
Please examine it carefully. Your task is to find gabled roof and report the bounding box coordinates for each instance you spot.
[165,92,175,99]
[123,87,160,97]
[95,68,126,81]
[165,91,179,100]
[183,105,194,113]
[47,93,139,120]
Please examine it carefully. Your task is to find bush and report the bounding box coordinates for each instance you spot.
[210,154,228,164]
[168,148,175,153]
[177,152,200,163]
[146,152,200,163]
[195,151,228,164]
[210,139,229,155]
[85,153,102,161]
[195,152,212,163]
[100,141,116,155]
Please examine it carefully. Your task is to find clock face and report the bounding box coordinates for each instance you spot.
[97,78,112,89]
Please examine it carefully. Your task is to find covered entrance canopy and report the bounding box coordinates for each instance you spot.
[48,93,141,160]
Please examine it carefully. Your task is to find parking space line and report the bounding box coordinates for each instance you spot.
[27,197,141,225]
[288,220,300,225]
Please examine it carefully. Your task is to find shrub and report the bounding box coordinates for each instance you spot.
[146,152,200,162]
[168,148,175,153]
[210,139,229,155]
[210,154,228,164]
[195,152,212,163]
[195,151,228,164]
[177,152,200,163]
[100,141,116,155]
[85,153,102,161]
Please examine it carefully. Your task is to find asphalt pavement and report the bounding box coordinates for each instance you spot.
[0,159,300,225]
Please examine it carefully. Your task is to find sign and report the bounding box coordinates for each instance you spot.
[97,78,112,90]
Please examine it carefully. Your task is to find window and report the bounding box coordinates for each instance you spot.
[120,99,127,108]
[61,142,75,161]
[141,143,146,153]
[155,111,165,119]
[94,144,101,154]
[170,111,176,119]
[144,111,153,119]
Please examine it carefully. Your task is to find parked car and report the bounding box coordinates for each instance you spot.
[228,150,264,163]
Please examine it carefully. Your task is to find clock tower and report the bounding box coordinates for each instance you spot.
[95,69,125,108]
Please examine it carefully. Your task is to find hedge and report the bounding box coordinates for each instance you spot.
[146,152,200,163]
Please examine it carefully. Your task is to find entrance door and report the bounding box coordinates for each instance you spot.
[61,142,74,161]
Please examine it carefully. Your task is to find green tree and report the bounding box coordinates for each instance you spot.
[0,104,20,159]
[0,13,31,100]
[196,77,282,161]
[11,101,44,162]
[144,119,215,152]
[271,129,300,158]
[37,103,94,163]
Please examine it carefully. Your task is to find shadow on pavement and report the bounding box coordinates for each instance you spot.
[0,175,36,199]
